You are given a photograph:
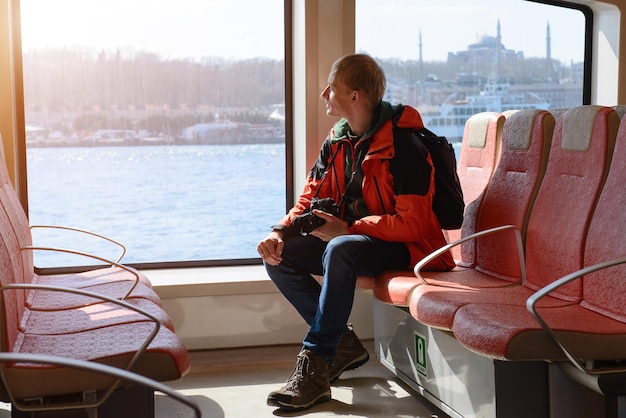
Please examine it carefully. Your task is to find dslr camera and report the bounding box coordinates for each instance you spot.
[288,197,340,236]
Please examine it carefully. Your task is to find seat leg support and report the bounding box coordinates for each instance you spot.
[11,385,155,418]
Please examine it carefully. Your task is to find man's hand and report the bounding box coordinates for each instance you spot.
[257,231,284,266]
[310,209,349,241]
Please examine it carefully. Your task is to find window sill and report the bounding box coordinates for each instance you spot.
[142,264,276,299]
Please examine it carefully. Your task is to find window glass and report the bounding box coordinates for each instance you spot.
[356,0,587,142]
[20,0,286,267]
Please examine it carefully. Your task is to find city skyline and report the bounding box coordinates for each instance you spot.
[356,0,586,63]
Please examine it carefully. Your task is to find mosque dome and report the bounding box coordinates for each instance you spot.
[468,35,504,51]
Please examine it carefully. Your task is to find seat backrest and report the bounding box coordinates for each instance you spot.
[524,105,619,300]
[0,202,27,350]
[0,188,34,276]
[581,114,626,321]
[0,137,34,280]
[447,111,504,263]
[472,109,554,282]
[0,136,29,352]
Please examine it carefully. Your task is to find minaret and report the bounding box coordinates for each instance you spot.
[546,21,552,61]
[546,21,553,77]
[495,19,502,81]
[419,29,423,64]
[419,29,424,75]
[497,19,501,44]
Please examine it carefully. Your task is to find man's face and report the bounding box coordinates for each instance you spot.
[321,75,354,118]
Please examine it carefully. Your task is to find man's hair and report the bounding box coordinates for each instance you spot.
[329,54,386,111]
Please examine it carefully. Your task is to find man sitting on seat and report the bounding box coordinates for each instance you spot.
[257,53,454,411]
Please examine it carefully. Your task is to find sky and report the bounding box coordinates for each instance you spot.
[20,0,286,60]
[356,0,586,63]
[20,0,586,63]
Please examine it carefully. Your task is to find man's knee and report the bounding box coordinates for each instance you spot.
[323,236,362,265]
[326,235,365,252]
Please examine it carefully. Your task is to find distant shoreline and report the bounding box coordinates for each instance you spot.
[26,136,285,148]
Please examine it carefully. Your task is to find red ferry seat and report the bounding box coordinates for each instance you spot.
[416,108,554,288]
[451,110,626,368]
[366,112,505,306]
[446,111,504,265]
[0,134,190,416]
[410,105,619,331]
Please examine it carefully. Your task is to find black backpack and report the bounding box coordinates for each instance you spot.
[393,124,465,230]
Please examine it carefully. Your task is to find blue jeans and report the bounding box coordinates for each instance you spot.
[265,234,410,363]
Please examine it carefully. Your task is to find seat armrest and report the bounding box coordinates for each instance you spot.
[30,225,126,263]
[526,256,626,375]
[21,246,140,298]
[414,224,525,284]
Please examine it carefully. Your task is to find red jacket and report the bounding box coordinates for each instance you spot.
[279,104,455,271]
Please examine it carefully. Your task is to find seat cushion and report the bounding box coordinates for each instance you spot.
[453,303,626,361]
[372,269,419,306]
[410,282,572,330]
[7,322,190,400]
[27,271,162,310]
[21,298,175,334]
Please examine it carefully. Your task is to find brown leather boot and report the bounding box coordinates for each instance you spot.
[328,324,370,382]
[267,349,331,410]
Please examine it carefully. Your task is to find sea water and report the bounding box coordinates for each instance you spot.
[27,144,286,266]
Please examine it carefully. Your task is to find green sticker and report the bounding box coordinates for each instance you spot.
[414,331,427,377]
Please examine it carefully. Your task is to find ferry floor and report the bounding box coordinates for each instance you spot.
[0,340,450,418]
[158,339,449,418]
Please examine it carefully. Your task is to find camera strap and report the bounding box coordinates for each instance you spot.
[310,139,343,201]
[310,140,359,222]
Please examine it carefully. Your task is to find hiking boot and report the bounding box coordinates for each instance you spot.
[328,324,370,383]
[267,349,331,411]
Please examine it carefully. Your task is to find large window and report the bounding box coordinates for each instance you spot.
[356,0,588,142]
[20,0,286,267]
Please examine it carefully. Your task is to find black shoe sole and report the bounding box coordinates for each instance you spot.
[267,391,332,411]
[329,351,370,383]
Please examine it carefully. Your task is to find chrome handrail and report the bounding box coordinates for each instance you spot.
[21,246,140,299]
[527,256,626,375]
[413,224,526,285]
[30,224,127,263]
